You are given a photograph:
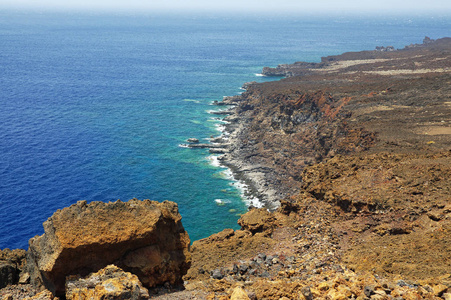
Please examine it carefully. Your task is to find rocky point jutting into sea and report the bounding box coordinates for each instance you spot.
[1,37,451,299]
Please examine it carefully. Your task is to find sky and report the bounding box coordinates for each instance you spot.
[1,0,451,15]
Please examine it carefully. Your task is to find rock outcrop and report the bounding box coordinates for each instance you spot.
[262,62,321,77]
[0,263,18,290]
[26,199,191,297]
[65,265,149,300]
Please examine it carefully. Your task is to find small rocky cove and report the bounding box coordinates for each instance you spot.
[2,37,451,299]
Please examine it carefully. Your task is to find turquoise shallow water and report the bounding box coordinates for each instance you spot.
[0,11,450,249]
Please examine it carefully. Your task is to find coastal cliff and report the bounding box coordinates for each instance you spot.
[1,38,451,299]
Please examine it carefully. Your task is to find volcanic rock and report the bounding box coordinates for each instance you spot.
[209,148,228,154]
[219,95,242,105]
[183,37,451,299]
[187,143,228,149]
[26,199,190,297]
[65,265,149,300]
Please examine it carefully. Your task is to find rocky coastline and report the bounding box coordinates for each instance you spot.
[184,93,286,211]
[1,37,451,299]
[181,91,287,210]
[217,110,286,211]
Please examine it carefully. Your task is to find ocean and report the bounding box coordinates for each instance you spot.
[1,11,450,249]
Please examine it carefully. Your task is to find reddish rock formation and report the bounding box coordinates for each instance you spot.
[26,199,191,297]
[220,37,451,209]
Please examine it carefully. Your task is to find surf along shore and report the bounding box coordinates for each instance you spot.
[1,37,450,299]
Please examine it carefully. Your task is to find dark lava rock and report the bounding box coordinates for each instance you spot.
[211,268,224,280]
[260,271,270,278]
[0,248,26,288]
[232,264,239,274]
[239,264,248,275]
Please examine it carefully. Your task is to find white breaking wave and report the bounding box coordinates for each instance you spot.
[218,166,264,209]
[200,95,265,210]
[209,117,228,123]
[230,180,264,209]
[215,124,227,132]
[206,155,221,167]
[215,199,231,205]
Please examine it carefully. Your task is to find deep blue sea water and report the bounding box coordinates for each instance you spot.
[1,11,450,249]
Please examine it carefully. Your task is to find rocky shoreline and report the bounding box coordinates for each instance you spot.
[180,91,286,210]
[183,92,286,211]
[217,110,285,211]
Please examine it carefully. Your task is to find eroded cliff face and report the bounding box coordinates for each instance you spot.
[221,73,377,206]
[26,199,191,297]
[300,151,451,279]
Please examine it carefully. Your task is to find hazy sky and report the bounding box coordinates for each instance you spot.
[2,0,451,14]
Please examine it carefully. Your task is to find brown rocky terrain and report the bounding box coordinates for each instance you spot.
[181,37,451,299]
[1,37,450,299]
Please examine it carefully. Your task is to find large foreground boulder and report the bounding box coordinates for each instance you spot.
[26,199,191,297]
